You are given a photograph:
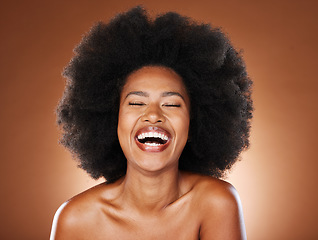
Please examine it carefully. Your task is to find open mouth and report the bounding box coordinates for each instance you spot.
[135,127,171,152]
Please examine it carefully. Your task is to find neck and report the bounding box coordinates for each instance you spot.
[121,166,182,213]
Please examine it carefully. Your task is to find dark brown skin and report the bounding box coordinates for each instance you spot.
[50,172,246,240]
[50,67,246,239]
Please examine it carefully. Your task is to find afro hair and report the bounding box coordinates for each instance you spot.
[57,6,253,183]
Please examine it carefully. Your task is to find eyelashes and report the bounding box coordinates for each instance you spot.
[129,102,145,106]
[128,102,181,107]
[163,104,181,107]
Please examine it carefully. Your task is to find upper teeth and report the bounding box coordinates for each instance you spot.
[137,132,169,141]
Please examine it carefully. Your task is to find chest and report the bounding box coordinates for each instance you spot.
[107,214,200,240]
[87,202,201,240]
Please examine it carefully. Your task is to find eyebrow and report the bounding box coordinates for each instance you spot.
[125,91,149,98]
[161,91,185,100]
[125,91,185,100]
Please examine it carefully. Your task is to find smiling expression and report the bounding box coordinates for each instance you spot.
[117,66,190,173]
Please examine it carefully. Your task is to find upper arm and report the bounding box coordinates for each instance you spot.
[199,181,247,240]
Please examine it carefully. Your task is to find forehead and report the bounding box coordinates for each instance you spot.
[122,66,188,97]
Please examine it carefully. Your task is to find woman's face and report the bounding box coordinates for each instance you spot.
[118,66,190,173]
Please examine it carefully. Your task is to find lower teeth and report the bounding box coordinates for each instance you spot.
[145,142,161,146]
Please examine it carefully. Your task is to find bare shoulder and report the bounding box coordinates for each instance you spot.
[182,172,247,240]
[182,171,239,203]
[50,181,120,240]
[192,174,239,206]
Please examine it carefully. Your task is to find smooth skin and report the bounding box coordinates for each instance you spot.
[50,66,247,240]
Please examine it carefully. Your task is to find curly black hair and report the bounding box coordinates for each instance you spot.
[57,6,253,183]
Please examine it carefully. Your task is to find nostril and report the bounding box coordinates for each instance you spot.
[143,119,163,123]
[141,114,164,123]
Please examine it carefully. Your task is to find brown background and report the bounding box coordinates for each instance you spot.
[1,0,317,239]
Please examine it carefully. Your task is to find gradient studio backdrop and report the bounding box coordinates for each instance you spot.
[1,0,317,239]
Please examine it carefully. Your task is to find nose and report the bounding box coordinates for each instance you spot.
[141,104,165,123]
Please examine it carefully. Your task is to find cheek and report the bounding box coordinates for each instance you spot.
[178,120,190,138]
[117,109,130,143]
[173,113,190,141]
[117,108,139,143]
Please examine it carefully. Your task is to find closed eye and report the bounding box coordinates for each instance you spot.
[129,102,145,106]
[163,104,181,107]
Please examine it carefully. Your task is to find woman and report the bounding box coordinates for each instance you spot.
[50,6,253,239]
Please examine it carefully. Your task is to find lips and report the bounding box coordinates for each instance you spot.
[134,126,171,152]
